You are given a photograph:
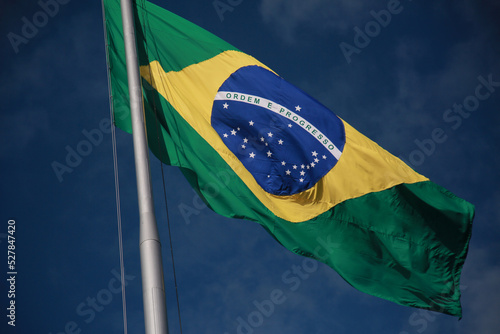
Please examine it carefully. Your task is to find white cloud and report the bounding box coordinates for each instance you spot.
[459,247,500,334]
[331,10,498,158]
[259,0,375,43]
[0,108,50,158]
[0,7,107,159]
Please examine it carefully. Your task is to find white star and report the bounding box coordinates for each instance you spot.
[243,138,248,143]
[293,165,297,169]
[223,133,228,138]
[237,127,240,131]
[231,129,237,135]
[249,152,255,158]
[300,171,305,176]
[223,103,229,109]
[311,162,316,167]
[285,170,291,175]
[249,120,254,126]
[307,165,310,169]
[301,164,305,169]
[268,175,270,178]
[268,132,273,137]
[314,158,319,163]
[288,124,292,128]
[295,105,301,112]
[265,143,268,146]
[278,139,283,145]
[241,144,246,149]
[260,137,265,142]
[312,151,318,157]
[267,150,272,157]
[299,178,304,182]
[281,161,286,166]
[322,155,327,159]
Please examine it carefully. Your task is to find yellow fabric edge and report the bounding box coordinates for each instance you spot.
[140,50,428,222]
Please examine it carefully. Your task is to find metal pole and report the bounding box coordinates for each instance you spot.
[119,0,169,333]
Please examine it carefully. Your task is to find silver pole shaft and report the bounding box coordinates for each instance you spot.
[119,0,169,333]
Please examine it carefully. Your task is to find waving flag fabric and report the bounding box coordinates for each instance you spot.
[103,0,474,317]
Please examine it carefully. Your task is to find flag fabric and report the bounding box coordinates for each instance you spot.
[103,0,474,317]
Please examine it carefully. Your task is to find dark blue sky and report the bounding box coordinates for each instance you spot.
[1,1,499,333]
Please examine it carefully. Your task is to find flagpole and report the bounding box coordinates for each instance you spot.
[119,0,169,333]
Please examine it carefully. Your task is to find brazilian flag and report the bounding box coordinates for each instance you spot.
[103,0,474,317]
